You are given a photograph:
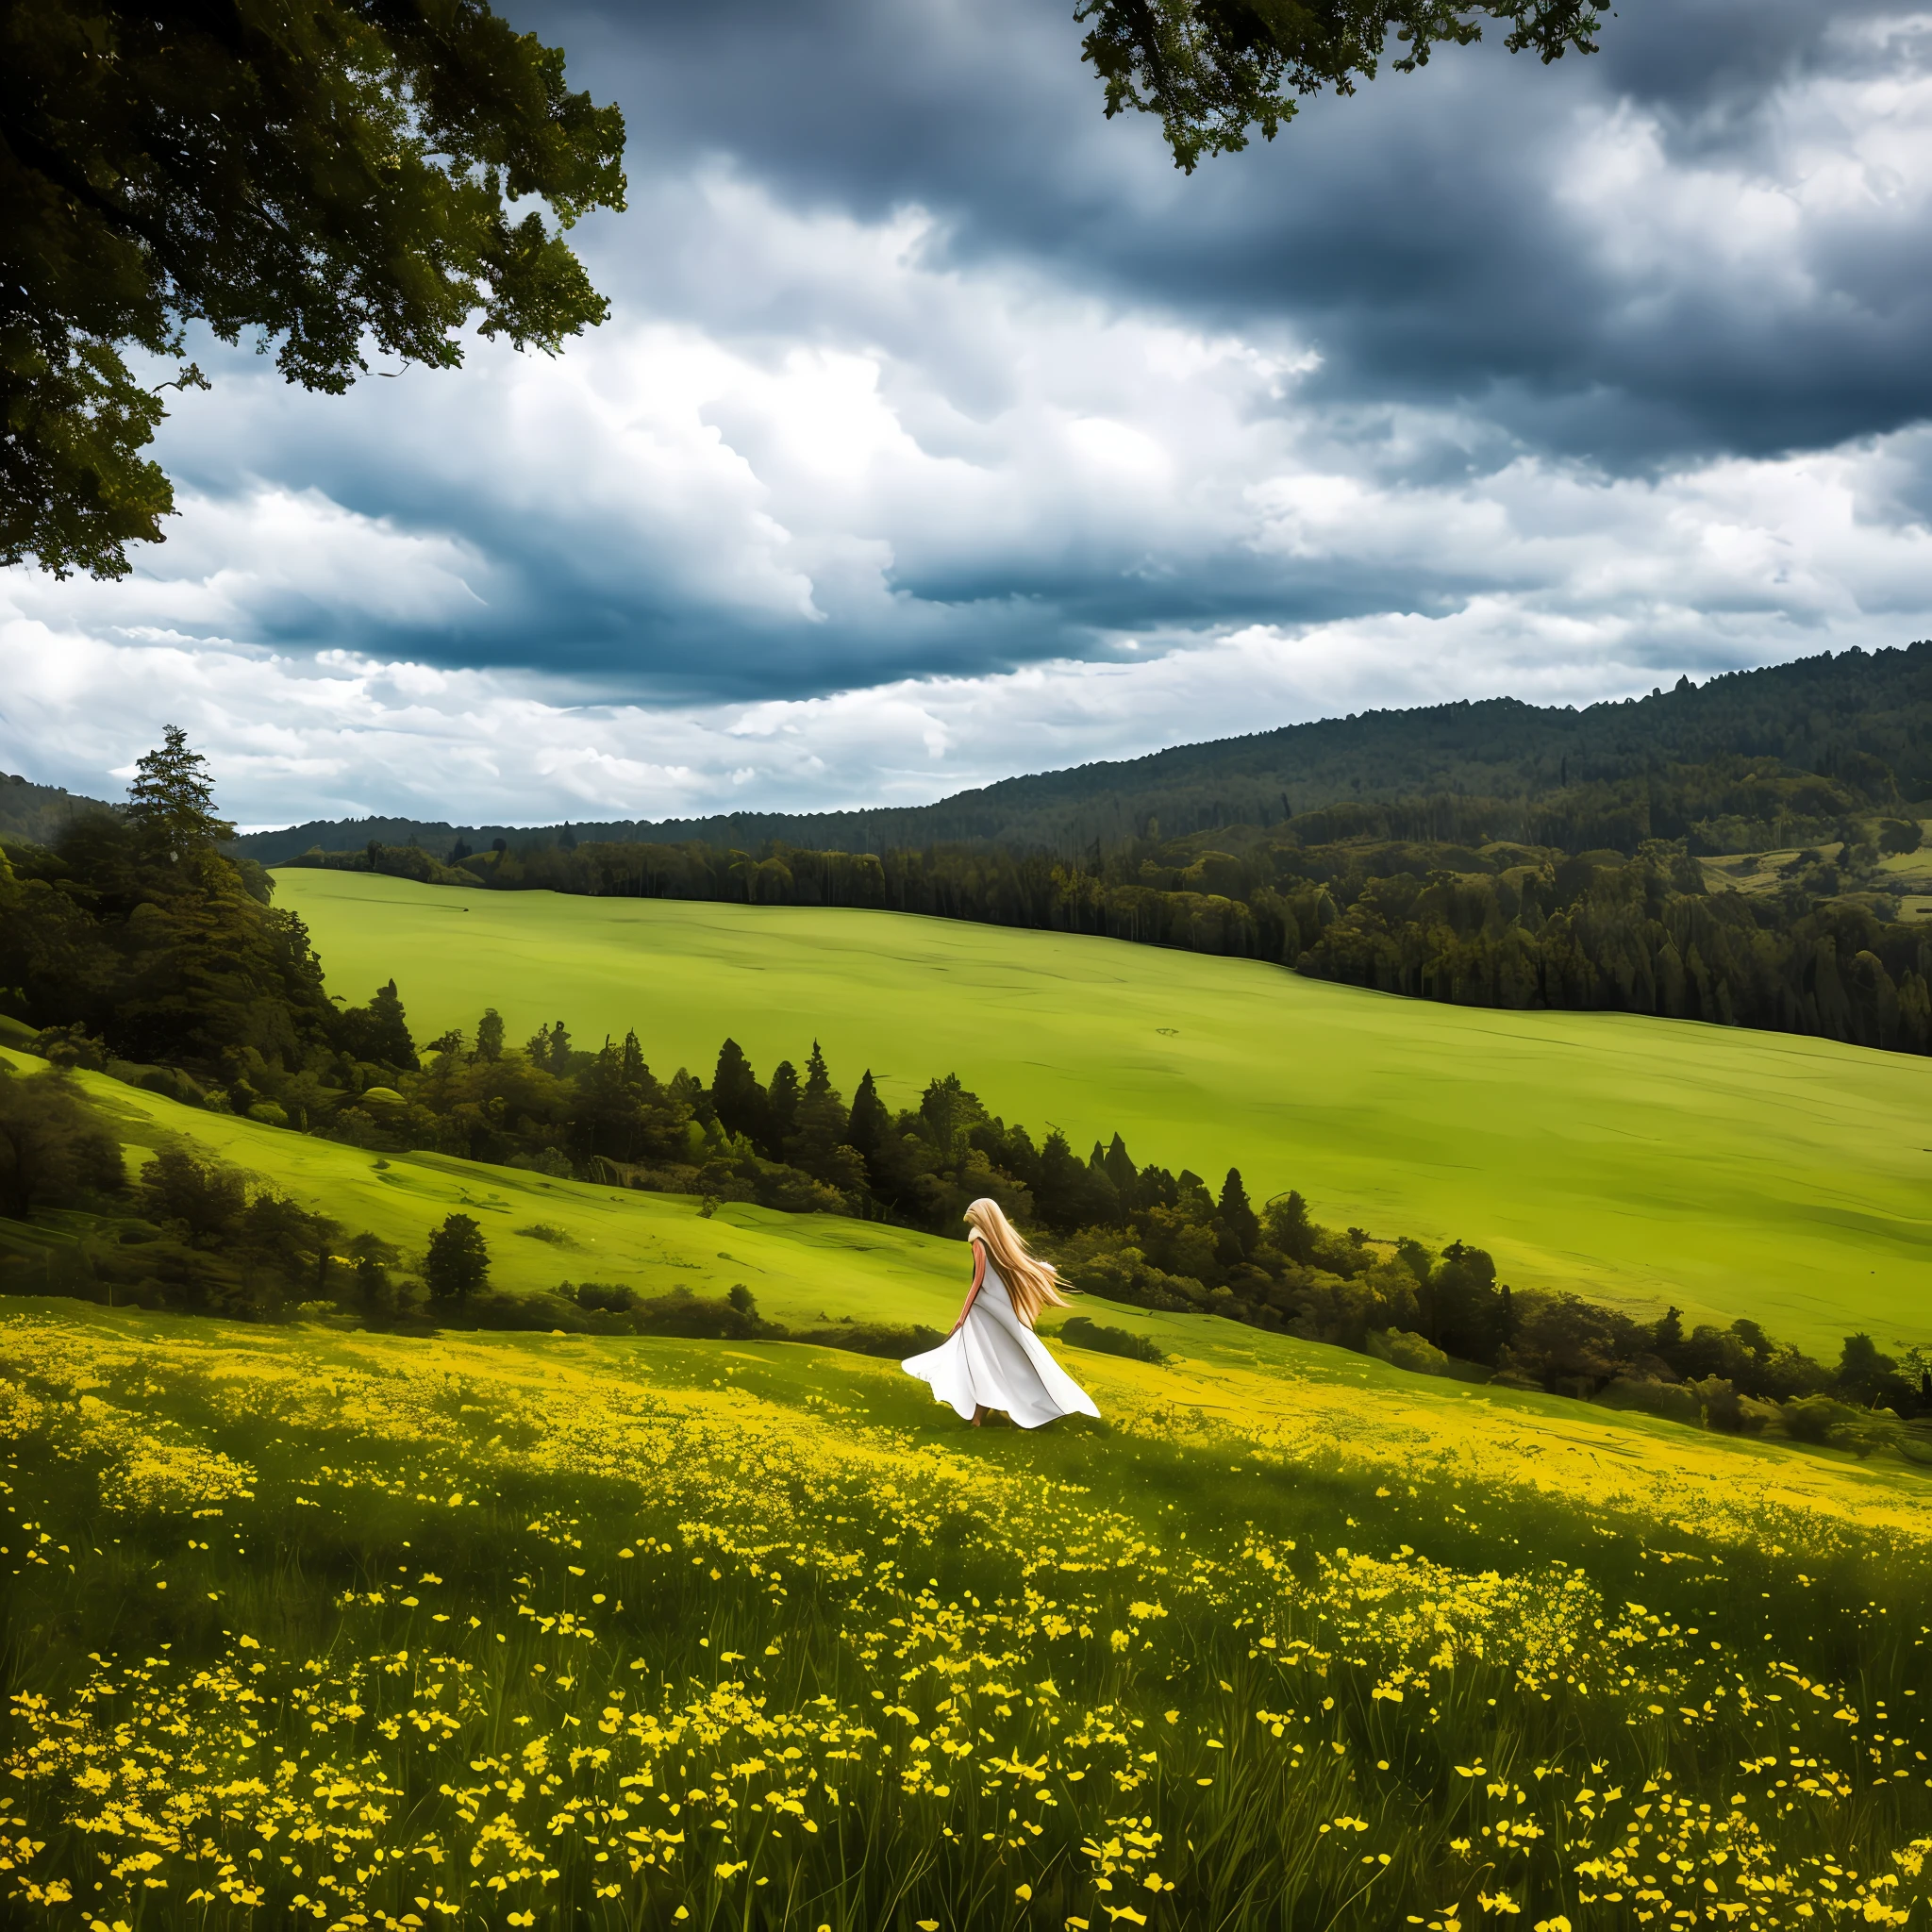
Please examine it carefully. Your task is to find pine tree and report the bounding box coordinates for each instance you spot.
[765,1060,802,1158]
[1218,1168,1260,1259]
[847,1071,891,1158]
[1037,1131,1120,1233]
[788,1042,863,1193]
[125,725,233,863]
[710,1039,769,1144]
[1102,1132,1138,1210]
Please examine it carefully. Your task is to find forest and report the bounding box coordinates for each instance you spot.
[4,732,1927,1458]
[285,743,1932,1057]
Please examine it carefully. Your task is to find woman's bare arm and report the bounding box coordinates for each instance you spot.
[951,1238,988,1334]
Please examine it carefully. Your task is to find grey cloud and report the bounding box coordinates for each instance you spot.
[28,0,1930,735]
[519,0,1932,464]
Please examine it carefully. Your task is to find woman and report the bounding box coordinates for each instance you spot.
[902,1198,1101,1428]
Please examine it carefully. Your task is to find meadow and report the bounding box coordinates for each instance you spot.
[5,1295,1931,1932]
[276,870,1932,1352]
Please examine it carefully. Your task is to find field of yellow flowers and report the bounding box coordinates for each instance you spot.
[3,1300,1930,1932]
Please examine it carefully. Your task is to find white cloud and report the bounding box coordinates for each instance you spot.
[11,20,1932,829]
[8,418,1932,827]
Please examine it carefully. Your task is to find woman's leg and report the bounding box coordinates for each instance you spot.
[972,1404,985,1426]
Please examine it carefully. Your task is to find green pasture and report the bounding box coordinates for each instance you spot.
[276,868,1932,1351]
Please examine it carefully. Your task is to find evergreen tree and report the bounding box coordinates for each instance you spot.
[1425,1242,1503,1361]
[1101,1132,1139,1210]
[792,1041,850,1144]
[765,1059,802,1158]
[354,1251,391,1317]
[1135,1162,1179,1210]
[1036,1130,1120,1233]
[1217,1167,1260,1259]
[425,1212,489,1301]
[344,1231,397,1318]
[568,1036,688,1165]
[125,725,233,862]
[787,1042,863,1193]
[848,1071,891,1159]
[710,1039,769,1144]
[569,1040,629,1160]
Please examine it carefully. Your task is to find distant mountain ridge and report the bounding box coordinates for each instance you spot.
[225,643,1932,864]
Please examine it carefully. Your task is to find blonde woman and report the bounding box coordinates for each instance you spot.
[902,1198,1101,1427]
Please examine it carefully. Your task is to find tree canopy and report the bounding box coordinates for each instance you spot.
[1076,0,1605,171]
[2,0,626,579]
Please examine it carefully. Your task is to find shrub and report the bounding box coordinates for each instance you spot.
[1598,1376,1700,1425]
[790,1322,947,1360]
[628,1286,770,1341]
[1364,1328,1450,1377]
[569,1281,635,1313]
[1058,1315,1165,1364]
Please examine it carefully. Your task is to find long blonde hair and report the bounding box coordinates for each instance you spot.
[965,1197,1070,1327]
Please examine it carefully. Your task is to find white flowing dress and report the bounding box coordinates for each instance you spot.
[902,1246,1101,1429]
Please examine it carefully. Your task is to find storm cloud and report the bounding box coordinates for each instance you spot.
[6,0,1932,824]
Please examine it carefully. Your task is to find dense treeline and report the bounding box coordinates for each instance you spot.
[290,745,1932,1056]
[0,729,431,1119]
[9,986,1931,1457]
[0,1061,942,1358]
[231,641,1932,862]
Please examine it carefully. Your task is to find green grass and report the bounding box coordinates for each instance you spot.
[4,1299,1930,1931]
[276,868,1932,1352]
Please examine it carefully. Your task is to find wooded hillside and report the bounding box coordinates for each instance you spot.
[231,641,1932,861]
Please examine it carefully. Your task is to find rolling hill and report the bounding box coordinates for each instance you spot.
[275,867,1932,1354]
[0,1041,967,1333]
[229,641,1932,863]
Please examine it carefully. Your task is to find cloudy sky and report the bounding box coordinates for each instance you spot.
[8,0,1932,827]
